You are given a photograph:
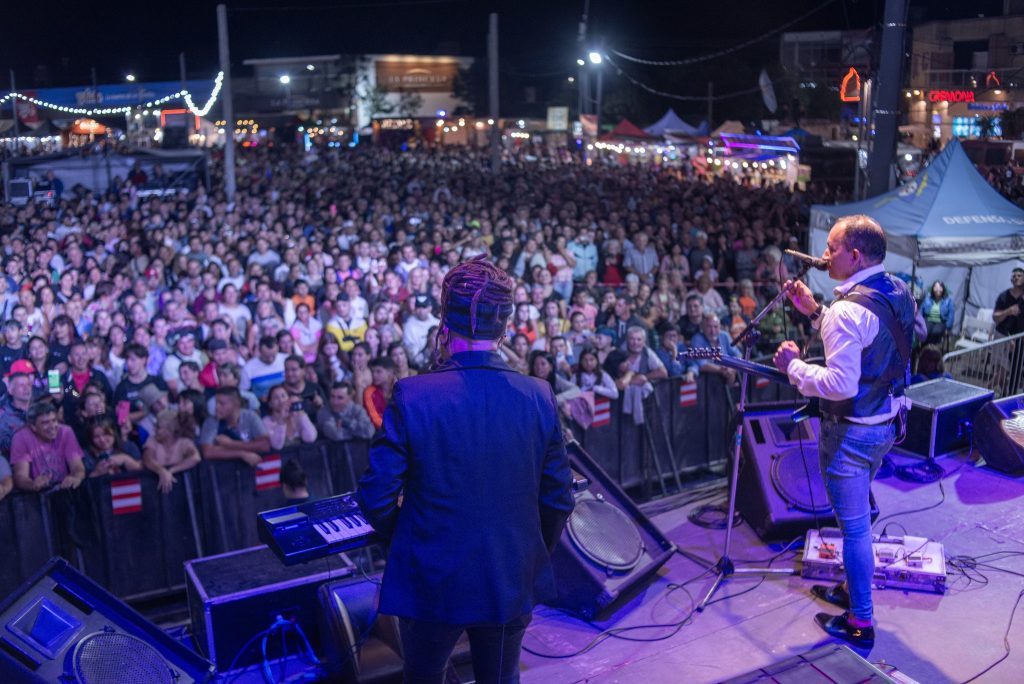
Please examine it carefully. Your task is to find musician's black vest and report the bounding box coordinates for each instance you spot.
[819,272,916,419]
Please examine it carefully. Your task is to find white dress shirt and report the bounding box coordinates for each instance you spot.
[786,264,910,424]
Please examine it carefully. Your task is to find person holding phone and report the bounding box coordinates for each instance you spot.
[261,384,317,450]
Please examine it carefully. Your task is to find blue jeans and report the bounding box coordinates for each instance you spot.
[819,418,896,622]
[399,613,531,684]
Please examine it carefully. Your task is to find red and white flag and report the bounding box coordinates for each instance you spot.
[111,479,142,515]
[256,454,282,491]
[679,381,698,408]
[592,397,611,428]
[754,376,770,390]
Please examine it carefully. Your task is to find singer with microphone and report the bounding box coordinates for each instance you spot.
[772,215,915,652]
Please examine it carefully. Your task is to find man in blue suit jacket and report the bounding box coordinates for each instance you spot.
[358,256,574,683]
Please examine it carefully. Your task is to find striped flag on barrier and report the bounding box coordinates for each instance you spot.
[679,381,698,408]
[256,454,282,491]
[111,479,142,515]
[755,376,770,390]
[592,397,611,427]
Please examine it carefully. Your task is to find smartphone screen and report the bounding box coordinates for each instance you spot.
[47,369,61,394]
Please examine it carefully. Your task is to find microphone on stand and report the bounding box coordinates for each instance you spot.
[784,249,829,271]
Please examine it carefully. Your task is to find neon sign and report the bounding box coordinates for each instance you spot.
[928,90,976,103]
[839,67,861,102]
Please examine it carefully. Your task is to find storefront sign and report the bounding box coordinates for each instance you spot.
[546,106,569,131]
[375,59,460,92]
[378,118,415,130]
[928,90,975,103]
[968,102,1009,111]
[839,67,861,102]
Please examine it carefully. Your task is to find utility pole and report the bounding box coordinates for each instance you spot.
[707,81,714,130]
[866,0,908,197]
[577,0,590,121]
[488,12,500,174]
[217,4,237,201]
[9,71,20,140]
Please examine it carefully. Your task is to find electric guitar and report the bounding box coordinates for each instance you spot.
[680,347,819,421]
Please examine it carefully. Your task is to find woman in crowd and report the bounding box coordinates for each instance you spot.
[177,389,208,440]
[84,418,143,478]
[529,350,581,413]
[575,348,619,401]
[313,334,347,394]
[921,280,955,347]
[600,239,625,286]
[348,342,374,401]
[289,302,322,364]
[388,342,418,379]
[143,409,202,494]
[912,345,954,384]
[510,302,539,345]
[263,384,318,450]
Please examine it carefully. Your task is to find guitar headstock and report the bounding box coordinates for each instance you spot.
[680,347,723,361]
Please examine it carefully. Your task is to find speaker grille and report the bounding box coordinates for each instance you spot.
[770,447,831,513]
[71,632,175,683]
[567,498,644,573]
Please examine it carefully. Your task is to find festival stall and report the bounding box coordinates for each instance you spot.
[808,139,1024,322]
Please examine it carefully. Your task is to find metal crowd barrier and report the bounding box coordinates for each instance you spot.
[943,332,1024,399]
[0,374,797,601]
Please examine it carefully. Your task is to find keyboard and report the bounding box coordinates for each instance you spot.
[257,492,379,566]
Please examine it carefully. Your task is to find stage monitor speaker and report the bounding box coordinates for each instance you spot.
[0,557,213,684]
[723,644,897,683]
[546,441,676,621]
[736,404,878,541]
[975,393,1024,475]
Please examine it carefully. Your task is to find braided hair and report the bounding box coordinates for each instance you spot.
[438,255,515,341]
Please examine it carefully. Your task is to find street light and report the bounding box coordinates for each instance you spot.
[576,58,585,66]
[588,51,602,65]
[279,75,291,84]
[125,74,136,82]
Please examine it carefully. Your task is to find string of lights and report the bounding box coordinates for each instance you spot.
[0,72,224,118]
[609,0,838,67]
[603,54,764,102]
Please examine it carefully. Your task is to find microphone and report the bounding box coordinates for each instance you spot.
[784,249,829,271]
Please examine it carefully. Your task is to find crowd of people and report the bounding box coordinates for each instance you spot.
[0,140,1010,502]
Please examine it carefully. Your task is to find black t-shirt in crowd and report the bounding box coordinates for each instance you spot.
[995,289,1024,337]
[114,374,169,412]
[48,343,72,370]
[0,345,25,375]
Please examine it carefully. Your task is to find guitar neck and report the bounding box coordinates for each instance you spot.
[713,355,791,385]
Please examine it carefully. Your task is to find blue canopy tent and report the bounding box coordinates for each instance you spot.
[808,139,1024,323]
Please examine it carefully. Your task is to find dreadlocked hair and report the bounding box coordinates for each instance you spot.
[439,255,515,341]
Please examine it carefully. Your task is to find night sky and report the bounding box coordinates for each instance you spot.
[0,0,1007,121]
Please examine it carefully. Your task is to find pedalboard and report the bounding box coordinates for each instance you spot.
[801,528,947,594]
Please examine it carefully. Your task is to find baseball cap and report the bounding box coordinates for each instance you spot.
[414,294,432,309]
[138,384,168,412]
[595,326,617,343]
[5,359,35,378]
[206,338,228,352]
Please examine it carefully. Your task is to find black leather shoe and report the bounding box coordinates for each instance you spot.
[814,612,874,651]
[811,583,851,610]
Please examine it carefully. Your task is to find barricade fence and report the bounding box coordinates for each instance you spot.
[0,374,799,601]
[943,332,1024,399]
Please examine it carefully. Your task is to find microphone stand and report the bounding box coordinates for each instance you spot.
[692,261,812,612]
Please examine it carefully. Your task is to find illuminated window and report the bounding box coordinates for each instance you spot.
[952,116,1002,138]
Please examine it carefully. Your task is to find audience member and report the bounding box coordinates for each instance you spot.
[199,387,270,466]
[263,384,318,450]
[317,382,376,441]
[993,268,1024,337]
[921,281,955,346]
[10,401,85,492]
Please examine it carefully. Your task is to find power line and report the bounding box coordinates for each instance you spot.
[609,0,839,67]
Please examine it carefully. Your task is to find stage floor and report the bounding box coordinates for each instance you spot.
[519,451,1024,684]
